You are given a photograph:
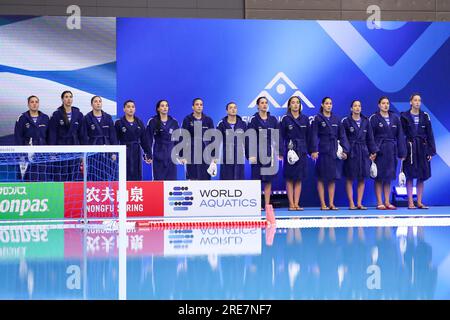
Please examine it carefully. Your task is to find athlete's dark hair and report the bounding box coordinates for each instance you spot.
[123,99,135,108]
[410,93,421,101]
[60,91,73,125]
[350,100,361,108]
[91,95,101,105]
[320,96,332,113]
[287,96,302,115]
[226,102,237,110]
[256,96,268,106]
[192,98,203,106]
[378,96,389,105]
[27,95,39,104]
[154,100,169,132]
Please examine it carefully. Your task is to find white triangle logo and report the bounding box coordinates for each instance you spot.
[248,72,315,109]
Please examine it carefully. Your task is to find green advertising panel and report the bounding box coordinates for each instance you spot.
[0,227,64,260]
[0,182,64,220]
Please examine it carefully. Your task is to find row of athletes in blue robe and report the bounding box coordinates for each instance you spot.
[146,110,435,184]
[14,104,117,181]
[152,109,436,186]
[282,104,435,184]
[14,99,436,186]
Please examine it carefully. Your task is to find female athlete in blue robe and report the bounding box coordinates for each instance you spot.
[400,94,436,209]
[280,96,310,211]
[216,102,247,180]
[342,100,378,210]
[48,91,84,145]
[14,95,50,181]
[115,100,152,181]
[81,96,117,145]
[247,96,282,209]
[310,97,349,210]
[146,100,180,181]
[180,98,215,180]
[48,90,84,181]
[369,96,407,210]
[81,96,118,181]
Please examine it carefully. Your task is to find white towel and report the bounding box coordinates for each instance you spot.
[287,149,299,165]
[370,161,378,178]
[207,161,217,177]
[398,160,406,187]
[336,141,345,160]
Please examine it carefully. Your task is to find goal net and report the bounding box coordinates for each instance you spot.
[0,145,128,300]
[0,145,127,224]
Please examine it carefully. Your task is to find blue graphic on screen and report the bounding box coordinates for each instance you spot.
[168,186,194,211]
[117,18,450,206]
[0,16,117,145]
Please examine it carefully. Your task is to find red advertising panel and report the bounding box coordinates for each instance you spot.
[125,181,164,217]
[64,181,164,218]
[63,228,165,258]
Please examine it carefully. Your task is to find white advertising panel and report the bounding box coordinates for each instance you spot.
[164,180,261,218]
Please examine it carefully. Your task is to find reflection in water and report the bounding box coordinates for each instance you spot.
[403,227,437,299]
[341,226,370,299]
[0,224,446,299]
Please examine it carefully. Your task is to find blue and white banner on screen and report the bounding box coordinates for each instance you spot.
[163,228,261,256]
[0,16,117,145]
[163,180,261,217]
